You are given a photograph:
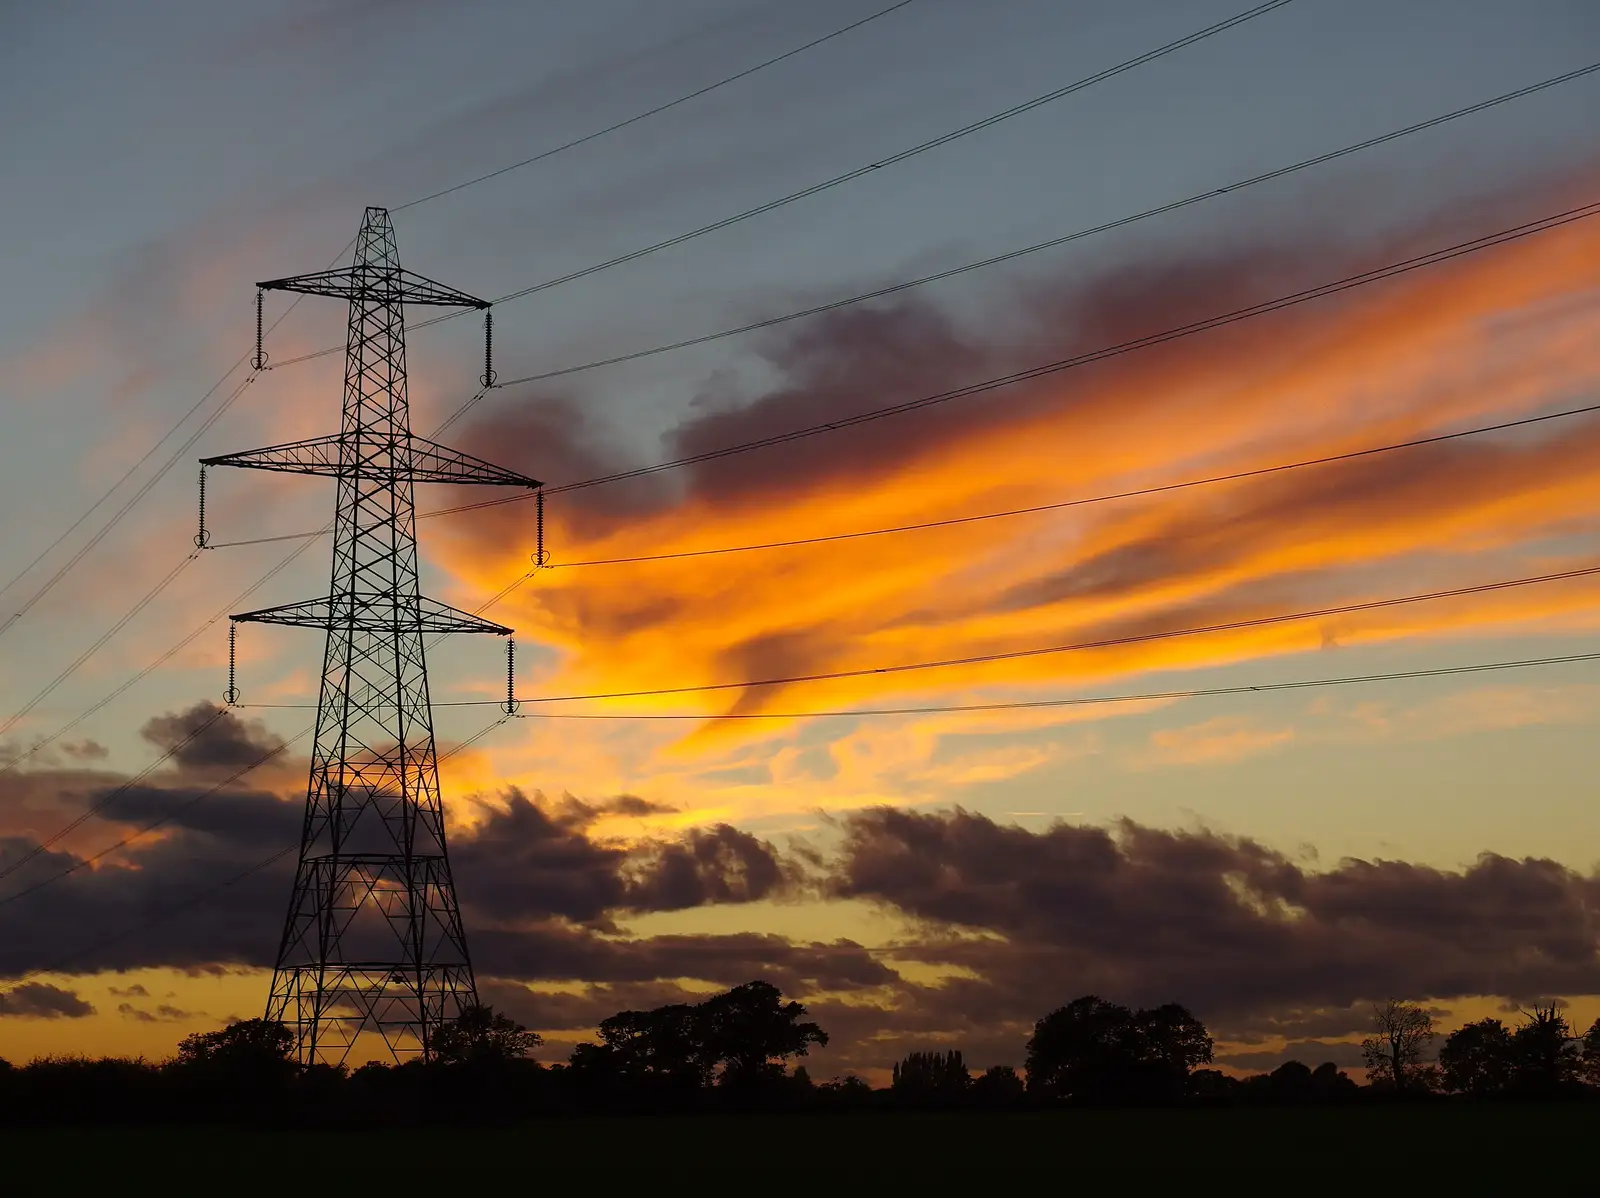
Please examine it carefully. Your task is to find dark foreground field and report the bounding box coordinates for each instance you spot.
[4,1105,1593,1185]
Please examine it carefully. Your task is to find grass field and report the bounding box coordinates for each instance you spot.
[3,1105,1593,1185]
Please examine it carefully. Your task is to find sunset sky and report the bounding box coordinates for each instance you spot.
[2,0,1599,1079]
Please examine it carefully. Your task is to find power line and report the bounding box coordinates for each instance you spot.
[0,533,319,778]
[393,0,926,211]
[0,369,536,778]
[0,374,254,641]
[0,9,942,784]
[0,703,509,913]
[0,238,362,634]
[0,713,508,993]
[490,563,1600,704]
[0,707,229,886]
[0,726,309,910]
[0,370,238,608]
[1,842,297,989]
[232,562,1600,710]
[0,540,527,903]
[9,644,1590,982]
[435,199,1600,514]
[434,59,1600,420]
[0,4,923,624]
[208,199,1600,551]
[0,550,202,746]
[267,0,1301,370]
[532,403,1600,567]
[509,650,1600,720]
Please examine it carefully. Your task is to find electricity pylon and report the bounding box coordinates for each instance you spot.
[202,206,537,1065]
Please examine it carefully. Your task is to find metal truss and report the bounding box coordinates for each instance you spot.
[201,432,534,487]
[208,206,537,1066]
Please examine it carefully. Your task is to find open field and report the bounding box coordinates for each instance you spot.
[3,1105,1594,1185]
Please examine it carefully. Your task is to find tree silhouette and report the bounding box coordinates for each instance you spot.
[1580,1017,1600,1086]
[1134,1002,1215,1090]
[1309,1061,1358,1097]
[892,1049,970,1104]
[571,1002,711,1095]
[1510,1004,1578,1095]
[971,1064,1025,1107]
[1025,995,1213,1101]
[1361,999,1436,1093]
[1439,1018,1514,1096]
[567,981,826,1104]
[699,980,828,1088]
[817,1074,874,1110]
[430,1003,542,1066]
[1237,1060,1357,1102]
[1270,1060,1314,1095]
[172,1018,296,1093]
[1026,995,1134,1100]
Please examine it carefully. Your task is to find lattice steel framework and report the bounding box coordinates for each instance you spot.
[203,207,538,1065]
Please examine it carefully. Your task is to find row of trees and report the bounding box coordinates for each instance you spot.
[5,985,1600,1121]
[1362,998,1600,1097]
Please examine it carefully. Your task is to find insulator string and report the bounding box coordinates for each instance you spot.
[535,487,549,567]
[503,638,518,715]
[252,290,268,371]
[225,623,239,706]
[480,309,496,388]
[194,467,210,550]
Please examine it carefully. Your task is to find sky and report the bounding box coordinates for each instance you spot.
[1,0,1599,1079]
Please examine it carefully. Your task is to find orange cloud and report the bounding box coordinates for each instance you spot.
[417,179,1600,820]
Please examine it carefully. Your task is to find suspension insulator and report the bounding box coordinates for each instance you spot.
[480,309,497,389]
[194,466,211,549]
[252,290,268,371]
[535,487,549,567]
[502,637,518,715]
[224,622,240,706]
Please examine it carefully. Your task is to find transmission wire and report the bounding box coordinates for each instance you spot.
[425,201,1600,518]
[267,0,1302,369]
[420,60,1599,427]
[508,650,1600,720]
[0,715,509,991]
[393,0,925,211]
[231,562,1600,709]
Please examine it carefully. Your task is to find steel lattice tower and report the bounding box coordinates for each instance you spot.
[203,207,538,1065]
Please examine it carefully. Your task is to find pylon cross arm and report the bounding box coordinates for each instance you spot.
[256,266,489,309]
[231,595,512,636]
[202,433,539,488]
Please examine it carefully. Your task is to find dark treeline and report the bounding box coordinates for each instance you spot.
[4,984,1600,1125]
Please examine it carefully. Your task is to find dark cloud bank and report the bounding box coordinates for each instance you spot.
[4,702,1600,1074]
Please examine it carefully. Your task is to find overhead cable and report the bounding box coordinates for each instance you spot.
[508,650,1600,719]
[267,0,1302,369]
[393,0,926,211]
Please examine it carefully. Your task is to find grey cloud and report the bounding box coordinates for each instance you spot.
[59,740,109,762]
[117,1002,198,1024]
[830,807,1600,1031]
[0,749,804,989]
[602,794,680,818]
[453,789,794,925]
[0,982,94,1019]
[139,702,286,771]
[623,823,793,911]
